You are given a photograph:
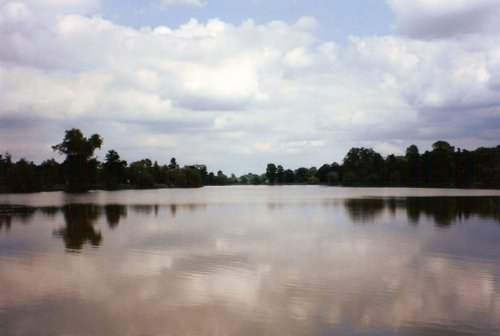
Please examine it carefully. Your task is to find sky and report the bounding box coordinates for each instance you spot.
[1,0,500,175]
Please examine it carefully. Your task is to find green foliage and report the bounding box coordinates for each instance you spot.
[284,169,295,183]
[276,165,285,184]
[38,159,64,191]
[294,167,310,183]
[128,159,155,189]
[0,154,40,193]
[266,163,277,184]
[12,159,39,193]
[342,147,384,186]
[307,175,320,184]
[238,173,265,185]
[168,157,179,170]
[326,171,339,185]
[103,150,127,190]
[405,145,420,187]
[52,128,103,192]
[165,168,202,188]
[2,129,500,193]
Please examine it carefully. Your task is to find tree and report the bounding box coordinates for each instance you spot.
[430,141,455,187]
[38,159,63,191]
[0,153,14,193]
[266,163,277,184]
[284,169,295,183]
[128,159,154,189]
[103,150,127,190]
[405,145,420,187]
[308,167,318,184]
[216,170,228,185]
[168,157,179,170]
[316,164,332,183]
[276,165,285,184]
[326,171,340,185]
[385,154,405,186]
[472,146,500,188]
[12,159,39,193]
[454,149,473,188]
[342,147,384,186]
[294,167,309,183]
[165,167,202,188]
[52,129,103,192]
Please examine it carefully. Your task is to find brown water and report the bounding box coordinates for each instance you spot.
[0,186,499,335]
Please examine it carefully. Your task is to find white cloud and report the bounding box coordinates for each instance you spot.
[1,1,500,173]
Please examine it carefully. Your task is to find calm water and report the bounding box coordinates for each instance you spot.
[0,186,499,336]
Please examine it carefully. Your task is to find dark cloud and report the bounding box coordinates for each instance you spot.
[389,0,500,39]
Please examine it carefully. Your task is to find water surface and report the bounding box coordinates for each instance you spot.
[1,186,499,335]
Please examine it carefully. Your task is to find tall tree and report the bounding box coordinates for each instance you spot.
[52,128,103,192]
[276,165,285,184]
[0,153,13,193]
[168,157,179,170]
[405,145,420,187]
[430,141,455,187]
[103,150,127,190]
[266,163,277,184]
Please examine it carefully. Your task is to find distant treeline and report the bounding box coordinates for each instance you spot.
[261,141,500,189]
[1,129,499,193]
[0,128,231,193]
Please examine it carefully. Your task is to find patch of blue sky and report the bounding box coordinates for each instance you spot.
[101,0,393,41]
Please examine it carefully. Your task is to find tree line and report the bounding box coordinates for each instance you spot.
[0,128,231,193]
[261,141,500,189]
[1,129,499,193]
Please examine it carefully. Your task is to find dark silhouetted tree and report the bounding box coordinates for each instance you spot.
[52,128,103,192]
[103,150,127,190]
[316,164,332,183]
[266,163,277,184]
[168,157,179,170]
[430,141,455,187]
[276,165,285,184]
[128,159,154,188]
[0,153,14,193]
[385,154,405,186]
[405,145,420,187]
[284,169,295,183]
[12,159,39,193]
[38,159,63,191]
[294,167,309,183]
[342,147,384,186]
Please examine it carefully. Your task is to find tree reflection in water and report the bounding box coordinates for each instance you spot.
[104,205,127,229]
[344,196,500,226]
[0,205,36,231]
[2,197,498,251]
[344,199,386,223]
[131,204,159,216]
[54,204,103,251]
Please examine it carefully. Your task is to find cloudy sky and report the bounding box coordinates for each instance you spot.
[1,0,500,175]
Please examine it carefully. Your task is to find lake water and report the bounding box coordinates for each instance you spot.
[1,186,499,335]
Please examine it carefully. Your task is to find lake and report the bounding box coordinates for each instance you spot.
[0,186,499,335]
